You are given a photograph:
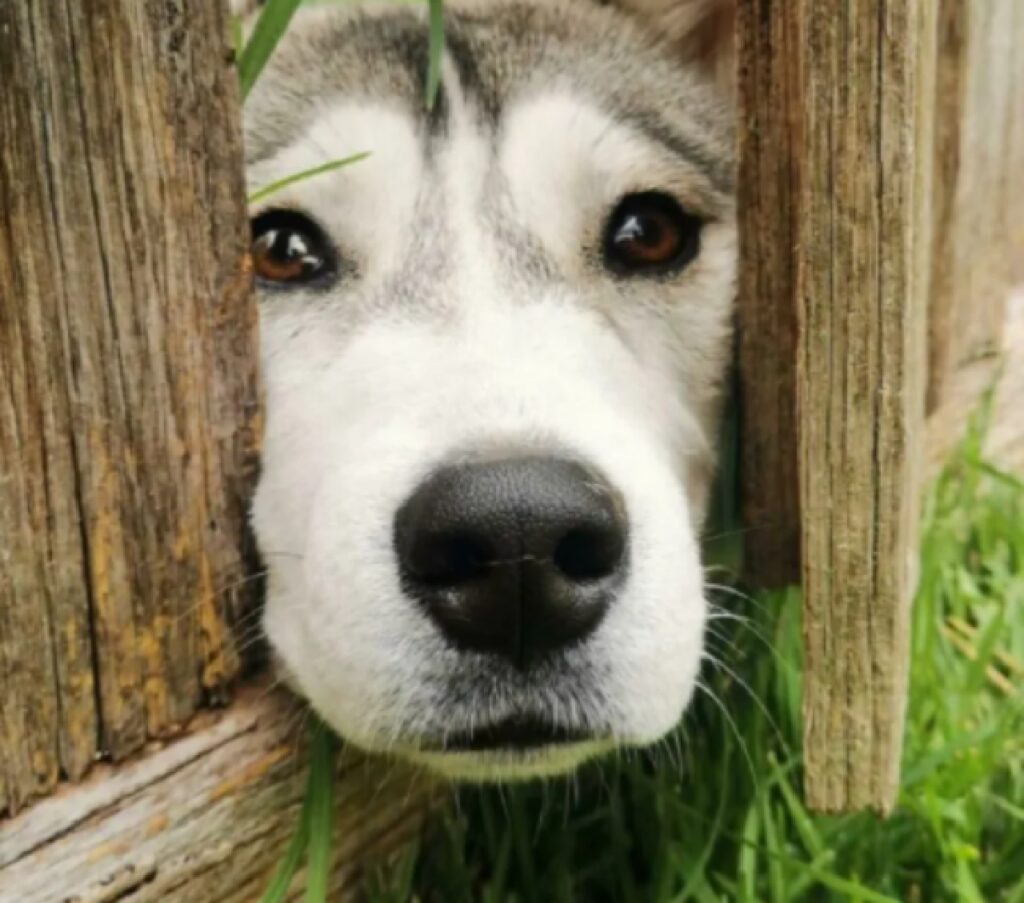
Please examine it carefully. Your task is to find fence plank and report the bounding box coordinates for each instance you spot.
[735,0,802,588]
[797,0,935,813]
[927,0,1024,412]
[0,0,259,814]
[737,0,1022,812]
[0,684,434,902]
[736,0,937,812]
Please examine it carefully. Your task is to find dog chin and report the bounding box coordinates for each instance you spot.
[403,741,617,782]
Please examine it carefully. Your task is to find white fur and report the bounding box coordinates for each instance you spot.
[249,20,735,778]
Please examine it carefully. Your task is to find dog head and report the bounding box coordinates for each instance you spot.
[245,0,735,779]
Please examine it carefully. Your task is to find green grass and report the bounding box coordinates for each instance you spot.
[247,153,372,205]
[361,411,1023,902]
[237,0,304,101]
[258,723,338,903]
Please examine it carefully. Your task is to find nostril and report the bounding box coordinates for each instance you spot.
[406,532,491,587]
[553,526,625,582]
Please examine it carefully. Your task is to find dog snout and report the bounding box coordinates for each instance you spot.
[394,457,628,667]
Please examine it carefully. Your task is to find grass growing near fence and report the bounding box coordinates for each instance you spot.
[361,414,1024,902]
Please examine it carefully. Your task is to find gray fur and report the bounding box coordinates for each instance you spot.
[244,0,735,193]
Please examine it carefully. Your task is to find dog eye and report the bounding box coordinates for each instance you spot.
[603,192,701,276]
[251,209,335,285]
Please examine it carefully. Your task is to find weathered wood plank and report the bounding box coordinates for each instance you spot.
[1,0,101,813]
[0,684,434,903]
[1011,3,1024,285]
[927,0,1024,412]
[927,288,1024,478]
[735,0,802,588]
[796,0,935,813]
[736,0,1022,813]
[0,0,259,814]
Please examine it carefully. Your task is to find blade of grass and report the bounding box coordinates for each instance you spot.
[737,804,759,903]
[759,796,785,903]
[964,454,1024,492]
[507,791,539,903]
[768,751,824,860]
[238,0,304,100]
[484,826,513,902]
[761,856,902,903]
[783,850,837,899]
[949,616,1024,677]
[230,15,245,62]
[259,764,315,903]
[942,623,1017,696]
[425,0,444,110]
[248,153,371,204]
[984,792,1024,822]
[305,723,339,903]
[677,743,733,901]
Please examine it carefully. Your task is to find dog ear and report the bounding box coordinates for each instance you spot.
[613,0,735,92]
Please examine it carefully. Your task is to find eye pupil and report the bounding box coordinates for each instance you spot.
[603,192,701,276]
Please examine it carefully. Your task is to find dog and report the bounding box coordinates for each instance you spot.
[242,0,736,780]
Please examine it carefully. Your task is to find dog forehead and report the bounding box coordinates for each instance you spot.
[243,0,734,184]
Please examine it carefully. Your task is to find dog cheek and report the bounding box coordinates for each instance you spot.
[591,450,707,742]
[287,431,458,742]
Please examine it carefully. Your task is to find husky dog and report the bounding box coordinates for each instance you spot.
[243,0,735,780]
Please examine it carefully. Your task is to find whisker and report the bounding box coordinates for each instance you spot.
[705,605,785,660]
[167,569,269,627]
[259,550,306,561]
[700,518,797,543]
[695,678,759,789]
[700,651,785,747]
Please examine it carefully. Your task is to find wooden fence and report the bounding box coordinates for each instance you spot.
[1,0,1022,897]
[737,0,1024,812]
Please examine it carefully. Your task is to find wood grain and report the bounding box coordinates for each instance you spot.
[0,684,435,903]
[0,0,259,814]
[736,0,1022,813]
[794,0,935,813]
[735,0,802,588]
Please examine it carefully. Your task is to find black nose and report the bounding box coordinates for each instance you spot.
[395,457,627,667]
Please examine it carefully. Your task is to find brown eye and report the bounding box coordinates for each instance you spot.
[603,192,701,276]
[251,209,335,285]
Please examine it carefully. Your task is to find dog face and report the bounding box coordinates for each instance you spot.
[245,0,735,779]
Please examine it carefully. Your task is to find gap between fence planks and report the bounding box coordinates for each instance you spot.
[734,0,802,590]
[0,0,260,815]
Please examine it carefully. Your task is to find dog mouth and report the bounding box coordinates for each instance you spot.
[405,714,616,780]
[424,715,599,752]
